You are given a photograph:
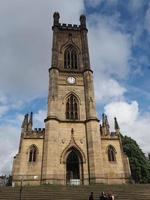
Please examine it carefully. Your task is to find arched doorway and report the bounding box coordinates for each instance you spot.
[66,149,82,185]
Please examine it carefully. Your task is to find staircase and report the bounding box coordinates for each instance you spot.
[0,184,150,200]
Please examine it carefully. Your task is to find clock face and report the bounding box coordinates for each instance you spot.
[67,77,76,84]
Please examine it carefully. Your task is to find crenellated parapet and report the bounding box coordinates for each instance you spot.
[24,128,45,139]
[55,23,81,31]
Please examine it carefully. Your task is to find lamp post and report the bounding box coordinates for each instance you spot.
[19,178,23,200]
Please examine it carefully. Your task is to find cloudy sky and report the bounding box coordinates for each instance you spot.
[0,0,150,174]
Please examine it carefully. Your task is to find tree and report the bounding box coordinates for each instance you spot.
[121,135,150,183]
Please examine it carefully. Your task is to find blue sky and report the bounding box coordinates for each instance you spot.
[0,0,150,174]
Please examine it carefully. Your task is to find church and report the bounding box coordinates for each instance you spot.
[12,12,131,186]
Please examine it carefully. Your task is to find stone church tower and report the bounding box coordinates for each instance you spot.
[12,13,131,186]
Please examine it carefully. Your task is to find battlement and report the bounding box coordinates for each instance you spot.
[34,128,45,133]
[101,132,119,140]
[53,23,81,31]
[24,128,45,139]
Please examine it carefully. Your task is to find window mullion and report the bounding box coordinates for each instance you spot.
[73,51,75,69]
[73,98,75,119]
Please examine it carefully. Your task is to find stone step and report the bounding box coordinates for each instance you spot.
[0,184,150,200]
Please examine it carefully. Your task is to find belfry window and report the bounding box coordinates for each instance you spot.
[66,95,79,120]
[64,46,78,69]
[29,145,37,162]
[108,145,116,162]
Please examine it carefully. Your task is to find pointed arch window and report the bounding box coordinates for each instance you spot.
[66,95,79,120]
[108,145,116,162]
[64,45,78,69]
[29,145,37,162]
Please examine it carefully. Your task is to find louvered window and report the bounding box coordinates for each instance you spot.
[29,145,37,162]
[64,46,78,69]
[66,95,79,120]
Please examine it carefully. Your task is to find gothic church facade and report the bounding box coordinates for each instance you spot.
[12,13,131,186]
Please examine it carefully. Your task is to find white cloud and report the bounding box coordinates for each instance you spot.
[104,100,150,153]
[50,0,84,23]
[86,0,145,11]
[34,109,46,127]
[88,14,131,79]
[85,0,118,7]
[0,0,131,104]
[85,0,103,7]
[0,0,84,100]
[105,101,138,124]
[0,93,23,118]
[0,106,8,117]
[0,124,20,175]
[0,94,9,117]
[129,0,144,12]
[94,77,126,102]
[16,114,24,122]
[145,3,150,33]
[88,13,131,103]
[0,94,7,104]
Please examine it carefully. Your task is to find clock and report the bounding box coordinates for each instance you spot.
[67,77,76,84]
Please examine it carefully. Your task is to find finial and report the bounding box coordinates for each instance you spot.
[28,112,33,132]
[102,113,109,126]
[21,114,26,128]
[105,114,110,128]
[28,112,33,126]
[101,113,110,135]
[102,113,105,126]
[105,114,110,135]
[21,114,28,129]
[114,117,120,130]
[53,12,60,26]
[80,14,86,29]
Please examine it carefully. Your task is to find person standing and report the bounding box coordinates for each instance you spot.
[107,192,115,200]
[99,192,107,200]
[89,192,94,200]
[111,194,115,200]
